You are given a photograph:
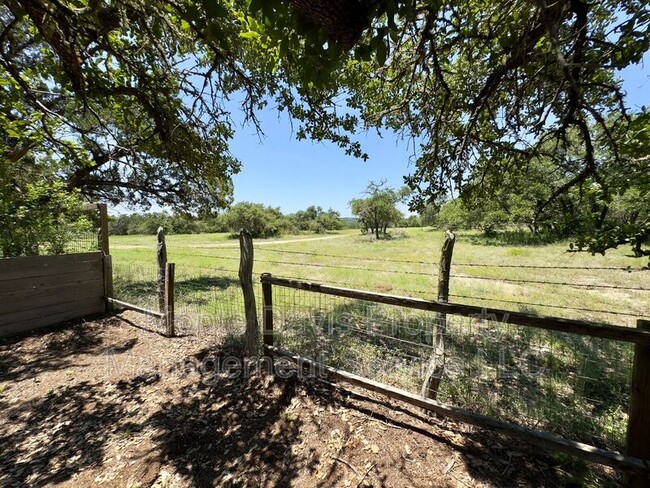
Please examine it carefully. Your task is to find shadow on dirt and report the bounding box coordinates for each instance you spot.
[0,319,604,487]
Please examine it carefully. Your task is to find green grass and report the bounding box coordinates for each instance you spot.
[112,227,649,326]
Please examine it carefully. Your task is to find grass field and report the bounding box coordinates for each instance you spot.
[111,227,649,326]
[109,227,649,468]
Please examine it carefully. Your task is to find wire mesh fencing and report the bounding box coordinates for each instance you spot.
[64,229,101,254]
[269,283,634,453]
[173,264,262,338]
[112,261,264,339]
[112,262,160,312]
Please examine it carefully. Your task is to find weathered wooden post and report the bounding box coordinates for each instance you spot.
[97,203,110,256]
[157,227,167,314]
[164,262,175,337]
[624,319,650,487]
[421,230,456,400]
[239,230,259,356]
[103,254,114,311]
[261,273,274,373]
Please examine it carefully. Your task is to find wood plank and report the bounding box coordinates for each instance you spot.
[0,252,101,273]
[98,203,109,255]
[266,345,650,474]
[0,302,105,338]
[0,297,105,327]
[0,257,102,282]
[1,284,104,315]
[0,278,104,303]
[103,255,113,311]
[107,298,165,318]
[0,268,102,294]
[260,276,650,345]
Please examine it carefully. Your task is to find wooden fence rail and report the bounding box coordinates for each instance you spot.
[260,275,650,345]
[259,273,650,481]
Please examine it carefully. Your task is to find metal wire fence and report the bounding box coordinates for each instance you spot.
[64,230,101,254]
[111,260,262,339]
[269,284,634,452]
[173,264,262,338]
[112,262,159,312]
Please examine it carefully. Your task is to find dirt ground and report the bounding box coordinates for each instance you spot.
[0,312,614,487]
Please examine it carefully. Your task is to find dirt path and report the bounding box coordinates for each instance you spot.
[112,234,346,250]
[0,313,607,487]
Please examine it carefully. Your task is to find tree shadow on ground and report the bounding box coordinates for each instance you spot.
[114,276,240,308]
[0,317,620,487]
[0,315,138,383]
[175,276,240,294]
[147,363,309,486]
[0,373,160,486]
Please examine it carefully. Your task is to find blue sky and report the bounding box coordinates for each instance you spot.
[113,53,648,217]
[229,110,416,217]
[227,54,649,217]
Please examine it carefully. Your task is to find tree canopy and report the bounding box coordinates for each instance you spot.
[0,0,269,212]
[2,0,649,256]
[250,0,650,256]
[350,180,407,238]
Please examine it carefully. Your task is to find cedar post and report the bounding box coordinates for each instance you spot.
[103,254,114,311]
[421,230,456,400]
[157,227,167,313]
[97,203,110,256]
[239,230,259,356]
[261,273,274,373]
[164,262,175,337]
[624,319,650,487]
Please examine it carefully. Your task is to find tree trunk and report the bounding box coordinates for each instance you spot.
[421,230,456,400]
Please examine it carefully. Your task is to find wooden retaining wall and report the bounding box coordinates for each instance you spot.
[0,252,106,337]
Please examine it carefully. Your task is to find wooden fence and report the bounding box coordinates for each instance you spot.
[259,273,650,484]
[0,252,108,337]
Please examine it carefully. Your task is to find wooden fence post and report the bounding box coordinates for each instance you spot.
[97,203,110,256]
[103,254,114,311]
[421,229,456,400]
[625,319,650,487]
[262,273,274,373]
[164,262,175,337]
[157,227,167,314]
[239,230,259,356]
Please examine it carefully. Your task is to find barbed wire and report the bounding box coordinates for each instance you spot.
[115,256,648,292]
[452,273,649,291]
[258,247,646,271]
[184,254,435,277]
[448,293,643,317]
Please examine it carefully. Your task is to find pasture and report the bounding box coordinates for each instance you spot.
[110,227,649,326]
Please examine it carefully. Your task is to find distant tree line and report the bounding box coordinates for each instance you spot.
[109,203,355,238]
